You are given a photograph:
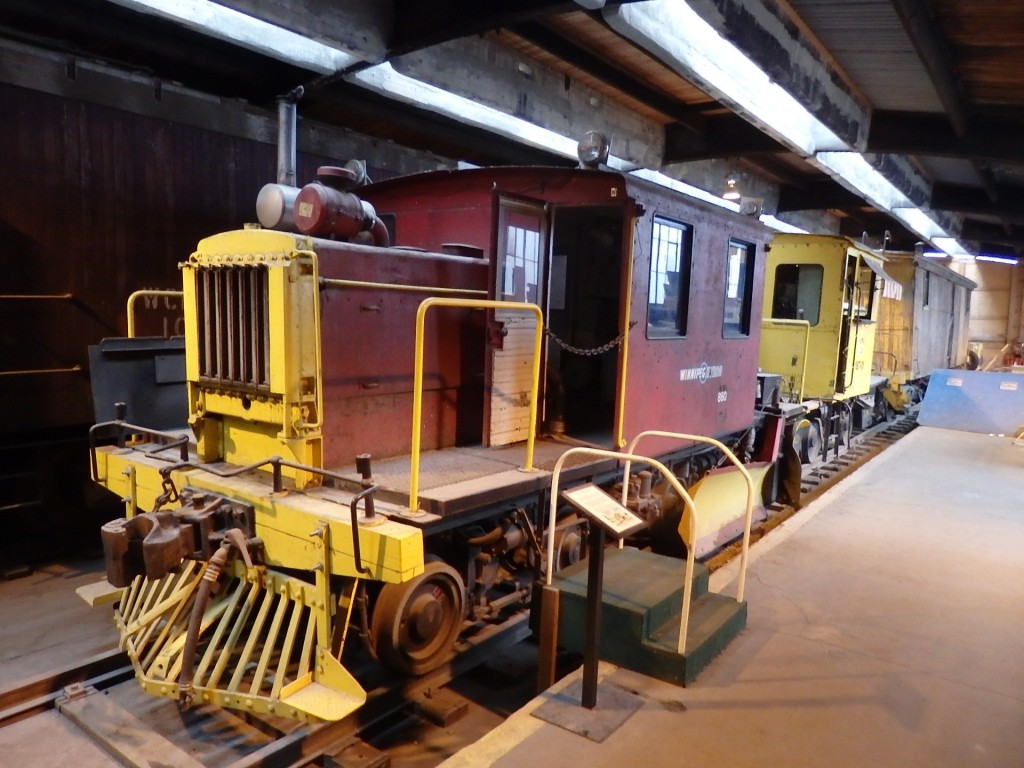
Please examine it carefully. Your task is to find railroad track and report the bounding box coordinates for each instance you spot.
[0,611,538,768]
[2,418,916,766]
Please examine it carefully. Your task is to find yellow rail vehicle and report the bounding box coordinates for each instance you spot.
[760,234,900,461]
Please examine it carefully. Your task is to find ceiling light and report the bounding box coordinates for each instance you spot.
[759,214,808,234]
[109,0,361,73]
[605,1,846,156]
[932,237,974,259]
[921,250,947,258]
[977,254,1019,265]
[723,176,741,200]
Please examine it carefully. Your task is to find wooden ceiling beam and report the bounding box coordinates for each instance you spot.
[389,1,646,56]
[512,21,695,122]
[889,0,968,136]
[961,220,1024,248]
[776,180,871,212]
[663,113,786,163]
[867,110,1024,165]
[930,183,1024,225]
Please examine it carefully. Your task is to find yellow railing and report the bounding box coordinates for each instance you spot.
[761,317,810,402]
[409,298,543,514]
[623,431,755,606]
[126,290,184,338]
[546,446,699,654]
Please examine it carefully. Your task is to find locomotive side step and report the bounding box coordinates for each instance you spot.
[552,547,745,687]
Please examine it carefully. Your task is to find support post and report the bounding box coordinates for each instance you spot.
[581,526,605,710]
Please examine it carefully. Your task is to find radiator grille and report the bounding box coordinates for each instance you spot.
[196,266,270,391]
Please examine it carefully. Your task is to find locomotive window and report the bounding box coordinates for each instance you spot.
[771,263,823,325]
[723,239,755,338]
[501,223,542,303]
[647,217,692,338]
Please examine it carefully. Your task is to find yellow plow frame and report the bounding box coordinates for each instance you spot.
[116,556,365,722]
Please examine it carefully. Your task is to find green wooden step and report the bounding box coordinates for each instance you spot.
[553,546,745,686]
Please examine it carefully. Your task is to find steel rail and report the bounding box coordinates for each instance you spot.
[0,649,132,727]
[224,613,532,768]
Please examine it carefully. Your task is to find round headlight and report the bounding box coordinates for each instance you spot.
[577,131,610,168]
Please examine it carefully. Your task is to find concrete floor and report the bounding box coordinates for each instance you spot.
[440,426,1024,767]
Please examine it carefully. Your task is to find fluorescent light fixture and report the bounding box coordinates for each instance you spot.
[629,168,741,212]
[605,1,846,156]
[816,152,977,258]
[108,0,361,74]
[349,64,582,160]
[932,237,974,259]
[350,65,745,212]
[891,207,944,240]
[922,250,947,258]
[815,152,909,211]
[759,214,808,234]
[977,254,1019,265]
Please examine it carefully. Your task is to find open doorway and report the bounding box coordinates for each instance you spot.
[545,206,624,443]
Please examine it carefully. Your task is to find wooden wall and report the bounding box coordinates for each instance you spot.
[0,70,446,565]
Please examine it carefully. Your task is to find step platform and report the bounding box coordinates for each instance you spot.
[553,547,746,686]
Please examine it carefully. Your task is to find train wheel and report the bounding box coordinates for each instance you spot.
[371,561,465,675]
[798,421,823,462]
[839,411,853,446]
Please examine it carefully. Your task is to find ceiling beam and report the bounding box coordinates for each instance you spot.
[512,21,695,122]
[868,110,1024,165]
[663,112,786,162]
[389,0,576,56]
[961,220,1024,249]
[661,0,870,148]
[930,183,1024,226]
[889,0,967,136]
[776,180,874,213]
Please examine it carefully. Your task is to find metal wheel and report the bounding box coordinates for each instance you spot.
[370,561,465,675]
[798,419,823,462]
[839,410,853,447]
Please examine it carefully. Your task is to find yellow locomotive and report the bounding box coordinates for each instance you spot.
[760,234,908,463]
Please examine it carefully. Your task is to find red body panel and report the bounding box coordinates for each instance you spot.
[619,178,769,456]
[309,167,769,468]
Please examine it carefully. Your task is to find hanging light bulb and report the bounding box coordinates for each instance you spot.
[723,176,741,200]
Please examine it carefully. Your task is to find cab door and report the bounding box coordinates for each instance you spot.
[487,199,547,446]
[836,250,878,395]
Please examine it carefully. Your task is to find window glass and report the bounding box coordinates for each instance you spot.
[846,257,877,319]
[723,239,754,337]
[500,217,541,303]
[771,263,823,325]
[647,217,692,338]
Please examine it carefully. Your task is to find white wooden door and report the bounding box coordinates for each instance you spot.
[489,200,546,446]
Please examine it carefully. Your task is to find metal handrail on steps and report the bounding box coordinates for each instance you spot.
[624,431,756,608]
[546,446,699,654]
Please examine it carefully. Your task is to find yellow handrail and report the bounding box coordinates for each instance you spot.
[546,446,698,654]
[293,250,324,433]
[126,290,184,338]
[623,431,755,606]
[409,298,543,514]
[761,318,810,402]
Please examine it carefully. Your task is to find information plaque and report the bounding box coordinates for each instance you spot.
[560,483,646,539]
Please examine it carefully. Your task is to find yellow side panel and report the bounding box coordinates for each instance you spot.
[95,448,192,512]
[185,472,424,584]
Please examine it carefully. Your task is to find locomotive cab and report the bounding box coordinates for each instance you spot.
[761,234,887,402]
[761,234,900,461]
